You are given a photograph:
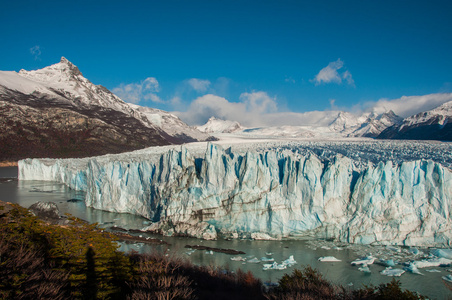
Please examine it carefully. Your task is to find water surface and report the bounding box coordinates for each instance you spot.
[1,168,450,299]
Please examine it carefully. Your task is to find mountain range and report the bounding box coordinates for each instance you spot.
[0,58,213,161]
[198,104,452,142]
[1,58,451,161]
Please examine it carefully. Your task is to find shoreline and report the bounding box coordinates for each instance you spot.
[0,161,18,167]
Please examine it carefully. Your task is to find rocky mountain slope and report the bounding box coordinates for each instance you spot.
[0,58,211,161]
[377,101,452,141]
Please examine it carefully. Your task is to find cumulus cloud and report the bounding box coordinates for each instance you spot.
[361,93,452,118]
[30,45,41,60]
[175,92,280,126]
[174,91,343,127]
[112,77,163,104]
[312,59,354,86]
[187,78,211,92]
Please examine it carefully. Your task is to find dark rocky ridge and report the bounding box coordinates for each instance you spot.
[377,112,452,141]
[0,97,176,160]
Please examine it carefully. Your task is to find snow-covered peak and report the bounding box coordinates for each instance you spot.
[403,100,452,127]
[328,111,361,132]
[19,57,83,85]
[197,117,243,133]
[128,103,212,141]
[2,57,134,113]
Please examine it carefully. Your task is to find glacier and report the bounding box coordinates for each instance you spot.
[18,140,452,246]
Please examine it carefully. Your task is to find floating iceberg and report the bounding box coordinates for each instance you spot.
[318,256,341,262]
[261,257,275,262]
[431,249,452,259]
[282,255,297,267]
[19,141,452,246]
[410,257,452,269]
[351,256,376,266]
[263,262,287,271]
[381,267,405,277]
[358,265,371,273]
[231,256,246,261]
[404,263,423,275]
[379,259,396,267]
[443,274,452,283]
[247,257,261,263]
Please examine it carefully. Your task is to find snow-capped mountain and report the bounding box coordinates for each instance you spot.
[0,57,211,161]
[197,117,243,133]
[128,104,215,142]
[339,110,403,137]
[198,111,402,139]
[378,101,452,141]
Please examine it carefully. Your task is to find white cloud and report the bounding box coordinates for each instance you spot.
[188,78,211,92]
[112,77,163,104]
[342,70,355,86]
[240,91,278,114]
[312,59,354,86]
[30,45,41,60]
[174,91,343,127]
[175,92,279,126]
[361,93,452,118]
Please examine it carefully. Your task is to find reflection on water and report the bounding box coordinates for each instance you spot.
[0,173,450,299]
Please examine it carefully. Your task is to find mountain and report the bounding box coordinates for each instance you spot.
[198,111,401,139]
[377,101,452,141]
[342,110,403,137]
[197,117,243,133]
[128,104,215,142]
[0,57,211,161]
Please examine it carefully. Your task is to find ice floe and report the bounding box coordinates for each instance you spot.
[351,256,376,266]
[380,267,405,277]
[318,256,341,262]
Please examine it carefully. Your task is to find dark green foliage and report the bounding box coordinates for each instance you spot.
[350,279,427,300]
[268,266,338,300]
[0,203,428,300]
[269,266,426,300]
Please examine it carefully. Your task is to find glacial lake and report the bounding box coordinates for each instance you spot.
[1,166,451,299]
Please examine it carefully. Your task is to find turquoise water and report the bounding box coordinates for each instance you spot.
[1,167,451,299]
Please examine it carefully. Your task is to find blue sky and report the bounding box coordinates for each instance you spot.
[1,0,452,125]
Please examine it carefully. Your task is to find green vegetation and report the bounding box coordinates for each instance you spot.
[0,203,428,299]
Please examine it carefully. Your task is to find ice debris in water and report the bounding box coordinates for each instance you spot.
[282,255,297,267]
[425,269,441,273]
[403,263,423,275]
[351,256,376,266]
[247,257,261,263]
[318,256,341,262]
[263,255,297,270]
[263,262,286,271]
[409,247,422,256]
[410,257,452,269]
[261,257,274,262]
[186,249,196,256]
[443,274,452,283]
[358,265,371,273]
[431,249,452,259]
[379,259,396,267]
[231,256,246,261]
[380,267,405,277]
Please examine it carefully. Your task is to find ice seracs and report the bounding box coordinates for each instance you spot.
[19,140,452,246]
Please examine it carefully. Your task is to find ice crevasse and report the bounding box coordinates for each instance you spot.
[19,143,452,246]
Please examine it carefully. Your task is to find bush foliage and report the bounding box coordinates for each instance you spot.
[0,203,428,299]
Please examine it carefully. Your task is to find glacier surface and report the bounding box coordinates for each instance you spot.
[19,140,452,246]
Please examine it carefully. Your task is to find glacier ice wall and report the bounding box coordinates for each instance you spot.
[19,143,452,246]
